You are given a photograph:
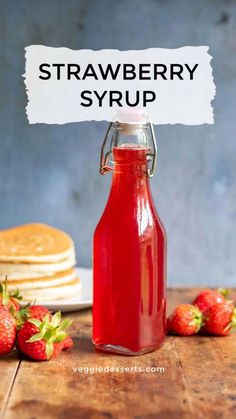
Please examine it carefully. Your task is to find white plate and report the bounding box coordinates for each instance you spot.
[32,267,93,312]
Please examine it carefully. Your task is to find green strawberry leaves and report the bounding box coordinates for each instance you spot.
[218,288,229,298]
[57,318,72,332]
[46,341,54,359]
[28,318,42,328]
[10,288,23,300]
[15,304,31,329]
[50,311,62,328]
[26,311,72,359]
[228,306,236,331]
[27,332,42,343]
[0,276,23,306]
[189,306,203,333]
[54,331,67,342]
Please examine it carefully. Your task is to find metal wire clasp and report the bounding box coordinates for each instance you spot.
[146,121,157,178]
[99,121,157,177]
[100,122,114,175]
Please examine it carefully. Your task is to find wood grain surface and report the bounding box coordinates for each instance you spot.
[1,288,236,419]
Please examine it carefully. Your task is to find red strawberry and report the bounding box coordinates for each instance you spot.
[61,335,73,349]
[0,278,22,314]
[0,308,16,356]
[17,321,47,360]
[204,302,236,336]
[17,311,72,361]
[16,305,51,328]
[167,304,203,336]
[192,288,228,313]
[51,336,74,358]
[28,305,51,321]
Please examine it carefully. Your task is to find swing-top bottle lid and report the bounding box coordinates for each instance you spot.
[114,108,149,135]
[100,108,157,177]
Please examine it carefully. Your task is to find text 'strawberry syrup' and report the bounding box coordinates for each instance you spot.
[93,110,166,355]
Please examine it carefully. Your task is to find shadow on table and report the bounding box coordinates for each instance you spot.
[76,335,95,354]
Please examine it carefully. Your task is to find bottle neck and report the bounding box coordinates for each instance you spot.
[112,146,149,175]
[112,145,150,162]
[110,146,151,197]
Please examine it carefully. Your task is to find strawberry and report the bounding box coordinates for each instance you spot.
[28,305,51,321]
[203,302,236,336]
[167,304,203,336]
[0,277,22,314]
[16,305,51,328]
[192,288,228,313]
[52,336,74,358]
[17,311,73,360]
[61,335,73,349]
[0,308,16,356]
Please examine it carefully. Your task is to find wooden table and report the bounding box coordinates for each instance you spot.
[1,288,236,419]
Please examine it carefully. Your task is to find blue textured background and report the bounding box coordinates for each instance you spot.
[0,0,236,286]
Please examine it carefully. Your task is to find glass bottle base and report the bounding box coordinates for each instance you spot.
[93,341,164,356]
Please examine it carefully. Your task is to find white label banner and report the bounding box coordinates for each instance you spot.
[24,46,215,125]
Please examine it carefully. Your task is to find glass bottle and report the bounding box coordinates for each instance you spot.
[93,110,166,355]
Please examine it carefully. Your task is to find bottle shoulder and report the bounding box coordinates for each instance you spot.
[94,198,166,240]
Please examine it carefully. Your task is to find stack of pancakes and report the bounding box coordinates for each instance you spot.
[0,223,81,301]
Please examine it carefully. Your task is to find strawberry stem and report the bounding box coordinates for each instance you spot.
[1,277,10,305]
[0,276,23,307]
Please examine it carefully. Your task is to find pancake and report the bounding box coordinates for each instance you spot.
[0,223,81,302]
[0,223,75,263]
[5,268,77,290]
[0,253,76,279]
[18,277,82,301]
